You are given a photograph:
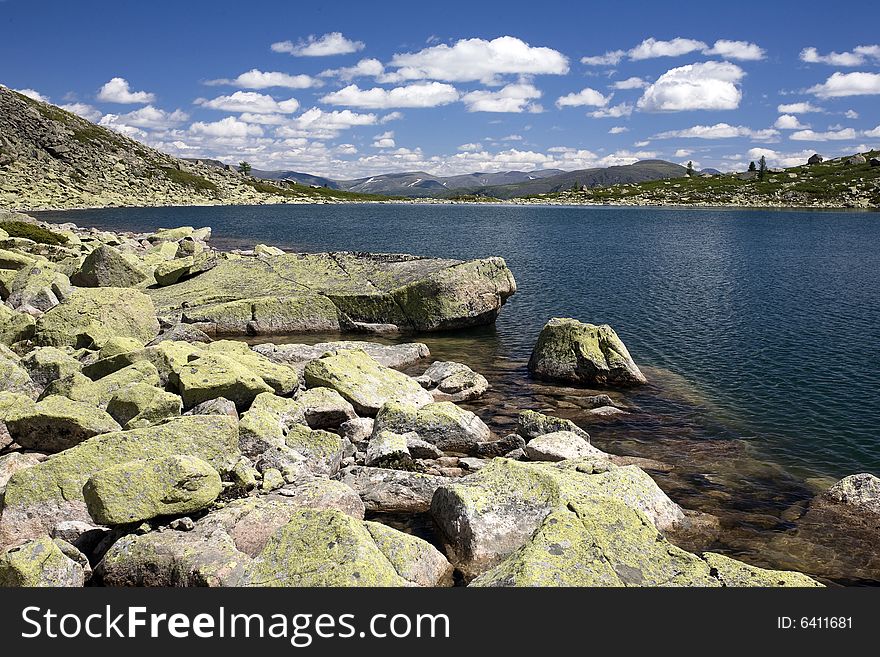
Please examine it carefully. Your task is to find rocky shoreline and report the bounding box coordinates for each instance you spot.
[1,209,877,587]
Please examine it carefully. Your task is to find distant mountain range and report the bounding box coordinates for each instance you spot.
[232,161,690,199]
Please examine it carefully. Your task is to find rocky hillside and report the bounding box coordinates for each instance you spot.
[0,87,390,210]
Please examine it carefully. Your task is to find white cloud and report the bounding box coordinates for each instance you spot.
[99,105,188,130]
[207,69,321,89]
[580,50,626,66]
[864,125,880,138]
[336,143,358,155]
[463,83,542,113]
[703,40,765,61]
[612,77,647,90]
[321,82,459,109]
[556,87,611,108]
[15,88,49,102]
[808,72,880,97]
[271,32,365,57]
[654,123,779,140]
[774,114,808,130]
[372,131,395,148]
[800,45,880,66]
[195,91,300,114]
[501,134,523,141]
[320,58,385,81]
[629,37,707,60]
[789,127,858,141]
[380,111,403,123]
[458,143,482,152]
[609,126,629,134]
[60,102,102,122]
[278,108,378,139]
[385,36,569,84]
[777,102,823,113]
[674,148,693,157]
[844,109,859,119]
[189,117,264,138]
[589,102,633,118]
[637,61,745,111]
[237,113,289,125]
[748,147,824,168]
[97,77,155,104]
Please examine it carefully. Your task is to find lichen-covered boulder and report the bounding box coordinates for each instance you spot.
[106,383,182,429]
[416,360,489,402]
[517,409,590,443]
[153,256,194,286]
[374,400,490,453]
[70,245,149,288]
[528,318,647,386]
[238,392,307,458]
[42,361,161,409]
[202,340,299,396]
[0,304,35,345]
[701,552,823,587]
[180,294,342,336]
[19,346,81,390]
[172,352,274,410]
[5,395,121,452]
[303,349,432,416]
[365,429,411,467]
[430,458,684,576]
[283,424,345,476]
[295,386,357,429]
[0,537,85,587]
[0,349,37,398]
[33,287,160,348]
[256,341,430,369]
[0,415,240,546]
[365,521,453,586]
[0,451,44,488]
[6,263,72,314]
[341,466,452,513]
[83,455,222,525]
[523,431,608,462]
[83,340,203,384]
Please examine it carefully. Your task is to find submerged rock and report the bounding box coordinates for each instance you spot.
[528,318,646,386]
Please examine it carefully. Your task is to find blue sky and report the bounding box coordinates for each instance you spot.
[1,0,879,178]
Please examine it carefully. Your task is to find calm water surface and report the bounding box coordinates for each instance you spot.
[37,203,880,582]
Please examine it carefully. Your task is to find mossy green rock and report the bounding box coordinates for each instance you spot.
[20,346,81,389]
[181,294,342,335]
[5,395,121,452]
[153,256,194,286]
[106,382,182,429]
[364,520,453,586]
[303,349,432,416]
[295,386,357,429]
[42,361,161,409]
[284,424,345,475]
[701,552,823,587]
[374,400,490,453]
[71,244,149,288]
[34,287,160,349]
[238,392,306,458]
[528,318,647,387]
[83,340,203,384]
[6,263,72,313]
[239,509,408,586]
[517,409,590,442]
[0,415,240,544]
[203,340,300,395]
[83,455,222,525]
[0,349,37,398]
[431,458,684,576]
[0,536,85,587]
[173,352,274,410]
[0,304,35,345]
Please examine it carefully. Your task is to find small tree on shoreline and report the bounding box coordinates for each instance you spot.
[239,161,252,176]
[758,155,767,180]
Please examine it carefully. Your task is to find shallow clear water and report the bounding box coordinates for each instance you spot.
[36,203,880,583]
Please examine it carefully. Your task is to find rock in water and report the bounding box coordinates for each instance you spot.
[83,455,222,525]
[33,287,160,349]
[523,431,608,462]
[528,318,646,386]
[303,349,432,416]
[821,473,880,516]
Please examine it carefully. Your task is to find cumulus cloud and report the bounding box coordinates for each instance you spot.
[458,143,482,152]
[589,103,633,118]
[385,36,569,84]
[703,39,765,61]
[271,32,365,57]
[99,105,188,130]
[774,114,809,129]
[637,61,745,111]
[97,77,155,104]
[777,101,824,113]
[14,88,50,102]
[653,123,779,140]
[379,111,404,123]
[629,37,707,60]
[372,131,396,148]
[609,126,629,134]
[674,148,693,157]
[800,45,880,66]
[808,71,880,97]
[320,58,385,81]
[463,83,542,113]
[612,77,647,90]
[195,91,300,114]
[556,87,611,108]
[321,82,459,109]
[60,102,102,122]
[844,109,859,119]
[789,127,858,141]
[278,108,378,139]
[206,69,321,89]
[748,147,827,168]
[189,117,264,138]
[864,125,880,138]
[580,50,626,66]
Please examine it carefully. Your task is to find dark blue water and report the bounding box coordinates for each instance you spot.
[38,204,880,481]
